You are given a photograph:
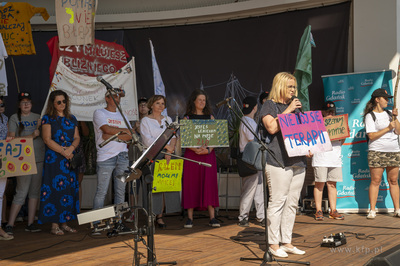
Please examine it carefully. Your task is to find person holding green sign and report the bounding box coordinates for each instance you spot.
[182,89,220,229]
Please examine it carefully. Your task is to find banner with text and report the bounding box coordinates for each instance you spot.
[324,114,350,141]
[278,111,332,157]
[322,70,393,212]
[0,138,37,179]
[47,36,129,79]
[41,58,138,121]
[180,119,229,148]
[153,159,183,193]
[56,0,96,46]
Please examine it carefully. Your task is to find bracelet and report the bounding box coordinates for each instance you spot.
[71,144,76,149]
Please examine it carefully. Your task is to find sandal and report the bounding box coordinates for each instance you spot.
[156,217,167,229]
[0,233,14,240]
[51,227,64,236]
[62,225,77,233]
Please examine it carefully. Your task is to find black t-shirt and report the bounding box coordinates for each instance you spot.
[259,100,306,168]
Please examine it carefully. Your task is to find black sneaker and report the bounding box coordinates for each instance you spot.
[209,218,220,228]
[4,225,13,235]
[259,219,266,227]
[184,219,193,228]
[25,224,41,232]
[238,219,249,227]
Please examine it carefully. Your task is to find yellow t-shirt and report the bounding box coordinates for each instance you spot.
[0,2,49,55]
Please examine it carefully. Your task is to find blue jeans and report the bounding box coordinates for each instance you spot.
[93,152,128,210]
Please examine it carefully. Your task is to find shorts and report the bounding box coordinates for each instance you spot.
[313,166,343,183]
[368,150,400,168]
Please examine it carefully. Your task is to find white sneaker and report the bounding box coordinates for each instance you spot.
[394,209,400,217]
[269,247,288,258]
[367,210,376,219]
[280,245,306,255]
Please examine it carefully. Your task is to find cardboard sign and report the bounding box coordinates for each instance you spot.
[180,119,229,148]
[323,114,350,141]
[278,111,332,157]
[56,0,96,46]
[153,159,183,193]
[0,138,37,179]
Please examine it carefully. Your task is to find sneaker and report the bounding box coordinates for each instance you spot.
[25,224,41,232]
[259,219,266,227]
[238,219,249,227]
[394,209,400,217]
[329,210,344,220]
[209,218,220,228]
[4,225,13,235]
[314,210,324,221]
[367,210,376,219]
[15,217,23,222]
[280,245,306,255]
[184,219,193,228]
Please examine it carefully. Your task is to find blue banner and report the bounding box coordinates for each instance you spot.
[322,71,394,212]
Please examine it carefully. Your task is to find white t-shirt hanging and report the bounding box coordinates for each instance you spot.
[365,111,400,152]
[0,33,8,96]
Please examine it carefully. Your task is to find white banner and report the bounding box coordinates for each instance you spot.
[41,58,138,121]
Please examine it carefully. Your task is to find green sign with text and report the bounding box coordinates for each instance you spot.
[180,119,229,148]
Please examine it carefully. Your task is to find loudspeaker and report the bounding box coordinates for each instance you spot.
[365,244,400,266]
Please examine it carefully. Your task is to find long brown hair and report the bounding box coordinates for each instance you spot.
[184,89,212,116]
[44,90,72,119]
[363,96,378,122]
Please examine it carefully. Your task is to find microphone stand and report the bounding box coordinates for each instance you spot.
[223,99,309,265]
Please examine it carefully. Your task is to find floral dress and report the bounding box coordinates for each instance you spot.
[38,115,79,224]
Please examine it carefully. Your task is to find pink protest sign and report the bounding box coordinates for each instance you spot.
[278,111,332,157]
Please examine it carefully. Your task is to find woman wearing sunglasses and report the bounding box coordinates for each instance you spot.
[38,90,80,235]
[0,96,12,240]
[4,92,45,236]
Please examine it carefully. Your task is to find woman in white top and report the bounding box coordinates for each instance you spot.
[364,88,400,219]
[140,95,180,228]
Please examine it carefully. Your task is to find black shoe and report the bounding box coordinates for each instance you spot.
[4,225,13,235]
[156,218,167,229]
[184,219,193,228]
[259,219,266,227]
[209,218,220,228]
[238,219,249,227]
[25,224,41,232]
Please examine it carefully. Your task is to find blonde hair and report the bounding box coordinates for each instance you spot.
[268,72,297,103]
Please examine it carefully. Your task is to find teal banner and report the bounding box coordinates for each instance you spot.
[322,70,394,212]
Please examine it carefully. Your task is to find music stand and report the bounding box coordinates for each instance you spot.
[224,99,309,265]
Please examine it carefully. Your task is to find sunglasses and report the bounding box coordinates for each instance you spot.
[0,103,4,108]
[55,100,67,105]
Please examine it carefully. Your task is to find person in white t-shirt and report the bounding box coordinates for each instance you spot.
[364,88,400,219]
[312,101,344,221]
[92,89,134,234]
[238,96,265,227]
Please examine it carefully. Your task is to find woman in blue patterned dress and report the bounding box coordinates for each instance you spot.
[38,90,80,236]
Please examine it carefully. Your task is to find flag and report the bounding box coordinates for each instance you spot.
[150,40,168,116]
[293,25,316,112]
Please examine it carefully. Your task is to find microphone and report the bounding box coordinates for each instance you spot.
[215,97,233,108]
[97,76,113,90]
[99,131,123,148]
[291,96,304,114]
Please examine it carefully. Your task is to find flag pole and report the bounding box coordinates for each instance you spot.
[393,57,400,110]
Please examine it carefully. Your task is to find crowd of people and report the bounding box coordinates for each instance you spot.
[0,73,398,263]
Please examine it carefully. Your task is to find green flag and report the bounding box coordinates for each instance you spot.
[293,25,316,112]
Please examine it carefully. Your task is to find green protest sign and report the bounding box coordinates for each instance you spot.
[180,119,229,148]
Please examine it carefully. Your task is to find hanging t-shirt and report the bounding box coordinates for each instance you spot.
[0,33,7,95]
[0,2,49,55]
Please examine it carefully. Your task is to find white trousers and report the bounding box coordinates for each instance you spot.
[0,178,6,222]
[238,171,265,221]
[266,164,305,245]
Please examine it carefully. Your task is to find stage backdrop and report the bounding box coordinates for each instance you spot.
[322,70,394,212]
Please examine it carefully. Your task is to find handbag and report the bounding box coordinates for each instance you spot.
[237,152,258,177]
[241,140,267,171]
[69,152,83,170]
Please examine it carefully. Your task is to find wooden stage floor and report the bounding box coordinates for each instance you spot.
[1,210,400,265]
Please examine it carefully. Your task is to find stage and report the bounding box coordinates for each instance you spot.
[1,210,400,265]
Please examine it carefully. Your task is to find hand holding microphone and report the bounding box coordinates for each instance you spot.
[290,96,304,114]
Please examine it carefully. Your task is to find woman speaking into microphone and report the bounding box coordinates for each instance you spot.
[259,72,311,258]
